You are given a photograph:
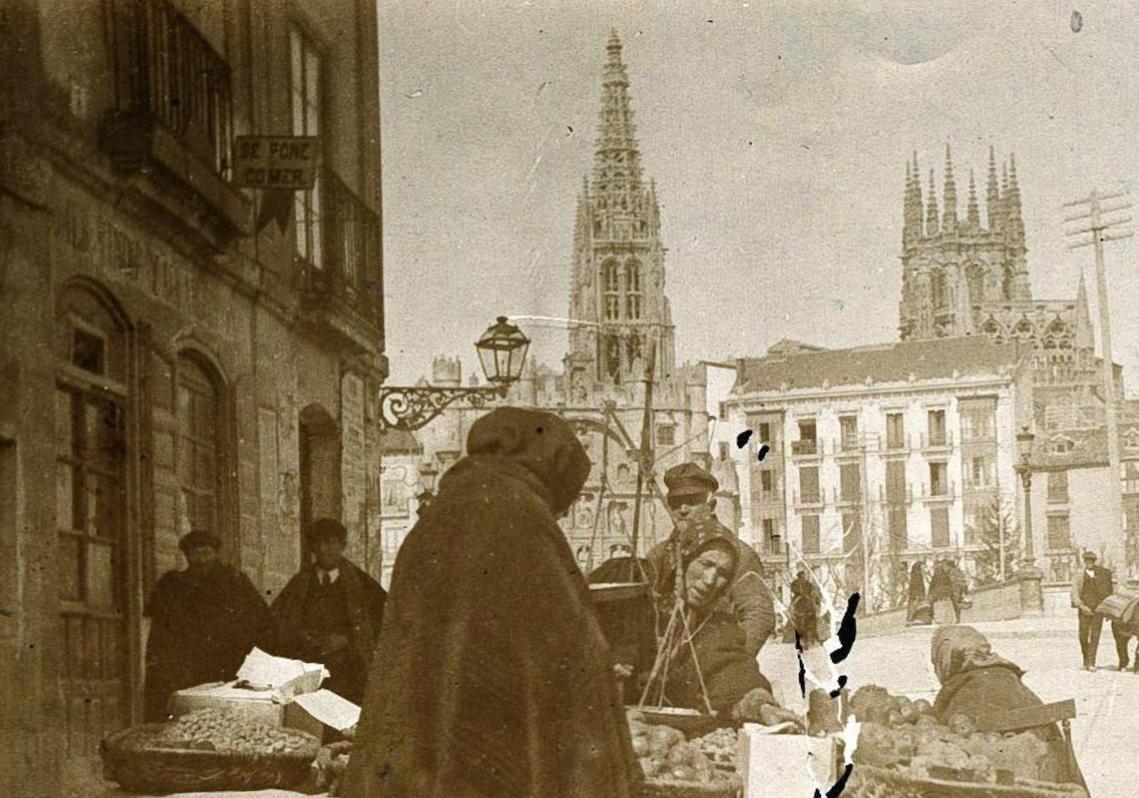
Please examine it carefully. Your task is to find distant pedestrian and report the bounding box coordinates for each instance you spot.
[1071,551,1114,671]
[789,569,821,648]
[907,561,931,624]
[929,559,958,624]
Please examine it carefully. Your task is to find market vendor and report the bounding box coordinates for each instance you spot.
[645,462,776,658]
[143,530,276,722]
[341,408,642,798]
[931,625,1060,742]
[271,518,387,704]
[650,537,799,728]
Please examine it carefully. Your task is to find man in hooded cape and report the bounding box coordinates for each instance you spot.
[342,408,641,798]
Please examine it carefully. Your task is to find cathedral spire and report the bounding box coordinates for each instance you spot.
[591,29,643,196]
[942,143,958,230]
[903,159,921,247]
[986,145,1001,230]
[912,151,923,236]
[967,167,980,226]
[925,168,940,235]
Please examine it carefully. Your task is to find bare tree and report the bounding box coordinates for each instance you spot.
[972,495,1024,587]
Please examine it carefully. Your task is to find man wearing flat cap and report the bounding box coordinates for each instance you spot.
[143,529,275,721]
[272,518,386,703]
[646,462,776,658]
[1071,550,1113,671]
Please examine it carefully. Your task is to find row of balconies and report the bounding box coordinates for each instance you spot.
[788,482,958,508]
[788,431,958,459]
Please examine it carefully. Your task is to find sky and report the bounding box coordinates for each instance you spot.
[379,0,1139,394]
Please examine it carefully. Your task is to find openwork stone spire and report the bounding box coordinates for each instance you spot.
[592,30,644,199]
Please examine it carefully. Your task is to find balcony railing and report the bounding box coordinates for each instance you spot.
[879,485,915,505]
[792,489,823,508]
[297,168,383,333]
[921,431,954,450]
[791,439,819,457]
[1123,478,1139,495]
[106,0,233,174]
[921,481,957,502]
[1045,549,1080,584]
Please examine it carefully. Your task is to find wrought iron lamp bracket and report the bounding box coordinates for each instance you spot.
[379,383,509,432]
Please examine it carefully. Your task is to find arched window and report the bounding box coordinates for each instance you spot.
[930,269,947,310]
[55,282,130,755]
[966,264,986,307]
[625,260,642,319]
[176,354,222,535]
[602,260,620,321]
[604,335,621,381]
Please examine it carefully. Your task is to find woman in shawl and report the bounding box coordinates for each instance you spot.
[341,408,641,798]
[931,625,1055,736]
[928,559,958,624]
[648,537,797,728]
[907,561,930,624]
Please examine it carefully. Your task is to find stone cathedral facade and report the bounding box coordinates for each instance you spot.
[897,146,1117,432]
[410,32,725,575]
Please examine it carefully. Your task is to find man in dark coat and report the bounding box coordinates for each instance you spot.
[645,462,776,658]
[271,518,386,704]
[143,530,275,721]
[789,569,822,648]
[342,408,641,798]
[1071,551,1113,671]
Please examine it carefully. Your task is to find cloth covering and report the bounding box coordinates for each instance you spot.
[271,558,386,704]
[143,564,275,722]
[341,408,641,798]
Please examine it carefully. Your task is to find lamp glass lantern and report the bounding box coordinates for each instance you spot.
[418,461,439,494]
[476,316,530,388]
[1016,426,1035,464]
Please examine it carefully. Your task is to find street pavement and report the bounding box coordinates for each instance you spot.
[760,614,1137,798]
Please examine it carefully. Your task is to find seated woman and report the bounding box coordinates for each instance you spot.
[932,626,1083,786]
[648,537,797,727]
[931,625,1056,739]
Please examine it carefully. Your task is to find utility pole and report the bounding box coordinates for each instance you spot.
[1064,187,1133,574]
[630,335,657,556]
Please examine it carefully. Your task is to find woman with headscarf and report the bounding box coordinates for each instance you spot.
[931,625,1055,737]
[341,408,641,798]
[907,561,930,625]
[928,559,958,624]
[648,537,798,728]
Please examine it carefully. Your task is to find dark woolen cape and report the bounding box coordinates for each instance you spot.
[143,564,275,721]
[663,605,770,714]
[342,408,641,798]
[271,558,386,703]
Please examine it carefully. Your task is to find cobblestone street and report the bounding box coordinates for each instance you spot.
[761,615,1135,797]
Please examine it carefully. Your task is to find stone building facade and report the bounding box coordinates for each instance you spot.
[897,146,1130,575]
[404,32,716,575]
[0,1,384,792]
[724,337,1033,613]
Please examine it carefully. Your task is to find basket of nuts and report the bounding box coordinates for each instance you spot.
[101,707,321,794]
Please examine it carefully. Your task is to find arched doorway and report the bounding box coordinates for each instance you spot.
[298,404,341,565]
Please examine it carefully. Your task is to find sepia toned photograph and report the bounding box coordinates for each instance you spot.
[2,1,1138,796]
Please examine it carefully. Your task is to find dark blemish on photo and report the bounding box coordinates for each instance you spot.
[1071,11,1083,33]
[829,674,848,698]
[756,444,770,462]
[829,593,860,664]
[815,763,854,798]
[735,429,753,448]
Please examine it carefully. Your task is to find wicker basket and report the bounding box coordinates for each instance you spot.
[641,772,742,798]
[845,764,1089,798]
[637,707,720,738]
[101,723,320,794]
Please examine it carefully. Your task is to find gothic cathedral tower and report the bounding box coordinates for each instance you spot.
[566,31,676,389]
[898,146,1031,340]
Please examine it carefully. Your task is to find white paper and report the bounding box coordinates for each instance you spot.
[235,647,327,700]
[293,688,361,732]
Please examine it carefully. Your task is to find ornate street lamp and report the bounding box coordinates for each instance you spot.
[1014,426,1036,569]
[416,460,439,508]
[379,316,530,431]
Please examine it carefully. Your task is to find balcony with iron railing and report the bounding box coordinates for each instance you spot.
[920,431,955,451]
[792,488,825,509]
[296,167,383,344]
[791,439,821,459]
[878,485,915,505]
[920,481,957,503]
[101,0,250,241]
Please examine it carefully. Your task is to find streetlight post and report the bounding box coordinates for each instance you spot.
[1015,426,1036,570]
[378,316,530,432]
